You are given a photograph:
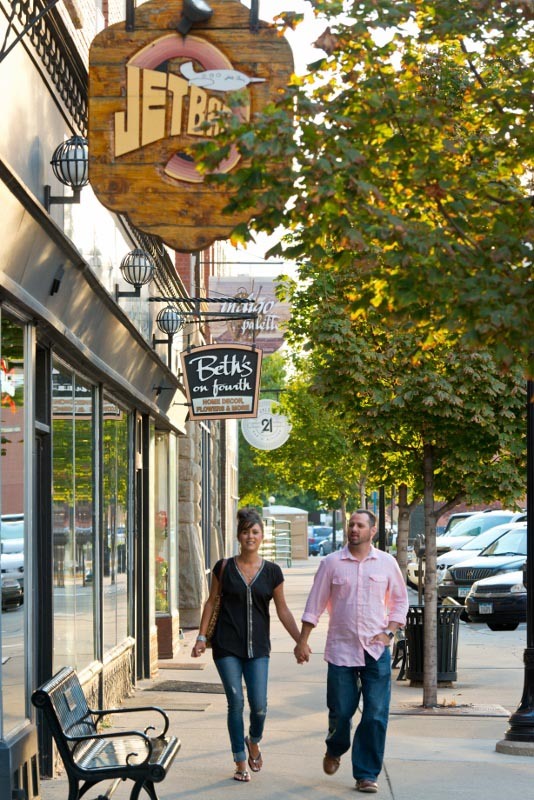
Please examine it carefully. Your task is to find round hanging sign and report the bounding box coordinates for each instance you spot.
[241,399,292,450]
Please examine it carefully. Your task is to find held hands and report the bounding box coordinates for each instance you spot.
[294,641,312,664]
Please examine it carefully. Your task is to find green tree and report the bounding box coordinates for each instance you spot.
[197,1,533,368]
[195,1,532,705]
[255,373,368,535]
[239,351,326,510]
[282,269,525,705]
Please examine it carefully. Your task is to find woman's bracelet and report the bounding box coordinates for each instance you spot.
[196,634,207,643]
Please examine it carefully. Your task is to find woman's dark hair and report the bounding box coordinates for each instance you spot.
[237,507,264,535]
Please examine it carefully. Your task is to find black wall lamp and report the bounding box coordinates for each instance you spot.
[153,305,186,367]
[177,0,213,35]
[44,135,89,212]
[114,248,155,300]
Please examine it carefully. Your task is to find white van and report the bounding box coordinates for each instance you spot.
[0,514,24,591]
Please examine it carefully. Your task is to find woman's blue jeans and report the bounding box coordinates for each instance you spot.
[325,649,391,781]
[215,656,269,763]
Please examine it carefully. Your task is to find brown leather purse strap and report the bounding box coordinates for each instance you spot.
[217,558,228,595]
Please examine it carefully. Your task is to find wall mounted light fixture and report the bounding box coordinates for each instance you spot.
[114,248,155,300]
[153,305,185,367]
[44,135,89,212]
[177,0,213,36]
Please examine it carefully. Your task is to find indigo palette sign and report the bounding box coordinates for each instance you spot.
[181,344,262,420]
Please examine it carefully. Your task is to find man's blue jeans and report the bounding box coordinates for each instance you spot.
[215,655,269,763]
[326,649,391,781]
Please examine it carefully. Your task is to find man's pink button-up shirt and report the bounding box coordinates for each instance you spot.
[302,545,409,667]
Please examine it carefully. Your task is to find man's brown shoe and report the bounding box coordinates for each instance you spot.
[356,779,378,793]
[323,752,341,775]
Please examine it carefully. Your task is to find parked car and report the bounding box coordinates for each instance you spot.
[318,530,344,556]
[406,558,423,589]
[308,525,332,556]
[465,569,526,631]
[0,514,24,554]
[438,523,527,604]
[434,509,526,555]
[436,522,526,581]
[0,514,24,594]
[407,512,526,588]
[0,550,24,591]
[1,576,23,610]
[441,511,478,535]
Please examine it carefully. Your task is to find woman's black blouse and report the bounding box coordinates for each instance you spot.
[211,557,284,660]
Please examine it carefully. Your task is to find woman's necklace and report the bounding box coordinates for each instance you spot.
[236,556,263,585]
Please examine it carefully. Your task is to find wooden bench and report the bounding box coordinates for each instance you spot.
[31,666,180,800]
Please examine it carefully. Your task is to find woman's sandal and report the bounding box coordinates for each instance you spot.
[233,769,251,782]
[245,736,263,772]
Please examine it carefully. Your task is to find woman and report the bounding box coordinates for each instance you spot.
[191,507,300,782]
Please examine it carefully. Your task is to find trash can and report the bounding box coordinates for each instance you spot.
[405,604,462,683]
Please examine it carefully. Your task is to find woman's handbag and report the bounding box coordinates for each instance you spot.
[206,558,228,648]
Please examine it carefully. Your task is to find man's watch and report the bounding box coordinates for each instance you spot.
[384,631,394,641]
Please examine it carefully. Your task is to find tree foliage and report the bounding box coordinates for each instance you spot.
[197,0,534,369]
[255,373,367,521]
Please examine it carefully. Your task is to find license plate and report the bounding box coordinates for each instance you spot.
[458,587,470,598]
[479,603,493,614]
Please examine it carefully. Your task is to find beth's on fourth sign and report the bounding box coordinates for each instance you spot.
[181,344,262,420]
[88,0,293,252]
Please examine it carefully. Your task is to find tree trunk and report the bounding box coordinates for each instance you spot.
[422,443,438,707]
[340,496,347,540]
[359,475,366,507]
[395,483,421,582]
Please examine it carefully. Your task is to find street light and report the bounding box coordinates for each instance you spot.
[153,306,185,367]
[115,249,155,300]
[497,378,534,755]
[44,135,89,212]
[177,0,213,35]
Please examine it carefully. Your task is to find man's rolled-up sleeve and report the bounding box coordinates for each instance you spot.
[302,560,332,626]
[388,561,409,625]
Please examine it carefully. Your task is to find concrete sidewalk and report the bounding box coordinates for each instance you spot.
[40,559,534,800]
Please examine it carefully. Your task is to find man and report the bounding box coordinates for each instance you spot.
[294,510,408,794]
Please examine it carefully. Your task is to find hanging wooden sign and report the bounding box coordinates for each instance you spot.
[88,0,293,252]
[181,344,262,420]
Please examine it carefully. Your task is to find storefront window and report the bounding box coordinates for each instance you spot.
[0,315,26,735]
[52,364,95,671]
[103,398,130,652]
[155,434,170,613]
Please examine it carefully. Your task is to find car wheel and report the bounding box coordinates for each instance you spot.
[487,623,519,631]
[319,545,326,556]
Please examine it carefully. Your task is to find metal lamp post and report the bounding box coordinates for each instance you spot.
[497,378,534,754]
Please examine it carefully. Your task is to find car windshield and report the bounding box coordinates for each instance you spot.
[459,524,516,551]
[479,528,527,557]
[444,513,513,538]
[309,527,331,537]
[445,515,472,532]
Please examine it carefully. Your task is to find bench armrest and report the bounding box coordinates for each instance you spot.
[90,705,170,737]
[69,729,154,767]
